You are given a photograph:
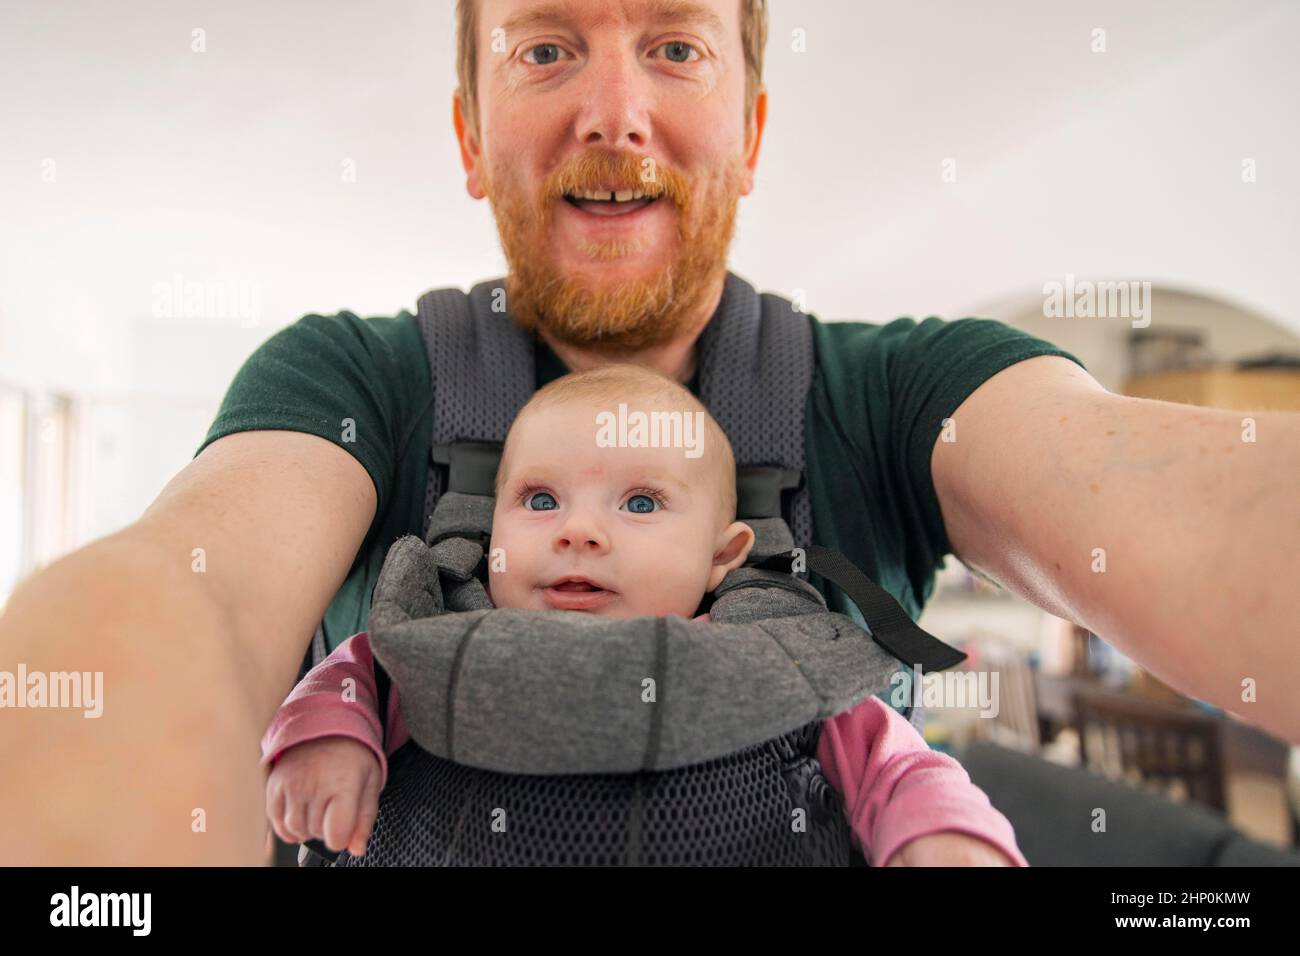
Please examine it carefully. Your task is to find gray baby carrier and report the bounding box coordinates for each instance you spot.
[298,271,965,866]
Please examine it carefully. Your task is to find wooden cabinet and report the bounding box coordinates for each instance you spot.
[1122,368,1300,411]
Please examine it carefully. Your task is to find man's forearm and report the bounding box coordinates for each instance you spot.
[0,530,271,863]
[937,357,1300,744]
[1008,398,1300,742]
[1092,402,1298,740]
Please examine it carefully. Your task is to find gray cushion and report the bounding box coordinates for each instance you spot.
[367,535,912,775]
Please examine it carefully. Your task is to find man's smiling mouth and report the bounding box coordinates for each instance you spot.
[562,190,661,217]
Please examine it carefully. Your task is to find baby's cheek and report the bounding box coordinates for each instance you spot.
[656,559,711,618]
[486,553,540,611]
[486,570,520,609]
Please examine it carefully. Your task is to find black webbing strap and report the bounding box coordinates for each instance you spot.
[753,545,966,672]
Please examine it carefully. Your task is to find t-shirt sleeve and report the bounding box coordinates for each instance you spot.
[882,316,1086,560]
[811,315,1085,606]
[193,310,430,539]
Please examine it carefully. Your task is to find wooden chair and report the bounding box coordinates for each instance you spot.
[1071,684,1227,812]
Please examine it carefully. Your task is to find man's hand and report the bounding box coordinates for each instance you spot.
[933,356,1300,743]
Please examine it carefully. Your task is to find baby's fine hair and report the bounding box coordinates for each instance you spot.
[495,363,738,521]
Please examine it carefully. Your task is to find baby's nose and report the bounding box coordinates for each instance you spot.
[553,513,609,552]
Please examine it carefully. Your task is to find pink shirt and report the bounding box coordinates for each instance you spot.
[264,622,1027,866]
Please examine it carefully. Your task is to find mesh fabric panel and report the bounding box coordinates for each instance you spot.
[336,721,851,867]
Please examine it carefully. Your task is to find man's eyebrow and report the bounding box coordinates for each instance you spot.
[644,0,726,38]
[500,0,582,35]
[501,0,726,39]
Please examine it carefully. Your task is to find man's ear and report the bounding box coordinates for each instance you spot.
[740,87,767,196]
[453,89,487,200]
[707,521,756,591]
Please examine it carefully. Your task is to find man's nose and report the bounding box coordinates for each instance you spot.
[572,46,652,150]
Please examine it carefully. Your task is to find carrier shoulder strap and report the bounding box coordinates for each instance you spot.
[415,277,535,542]
[414,271,815,548]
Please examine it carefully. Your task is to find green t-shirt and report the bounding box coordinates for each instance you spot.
[196,292,1082,653]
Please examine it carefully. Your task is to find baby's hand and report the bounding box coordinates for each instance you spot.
[883,831,1019,867]
[265,736,382,857]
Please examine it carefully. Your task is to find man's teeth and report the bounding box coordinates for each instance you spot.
[567,189,651,202]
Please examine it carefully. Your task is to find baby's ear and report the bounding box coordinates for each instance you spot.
[707,521,756,591]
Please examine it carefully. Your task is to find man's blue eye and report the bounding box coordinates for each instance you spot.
[625,494,657,514]
[661,41,697,63]
[525,491,558,511]
[525,43,564,65]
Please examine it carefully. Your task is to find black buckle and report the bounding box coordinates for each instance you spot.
[300,838,340,866]
[431,440,504,497]
[736,465,802,521]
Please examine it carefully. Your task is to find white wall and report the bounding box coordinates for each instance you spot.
[1,0,1296,549]
[752,0,1299,330]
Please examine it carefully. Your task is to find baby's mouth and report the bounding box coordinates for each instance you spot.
[545,574,615,592]
[542,577,616,611]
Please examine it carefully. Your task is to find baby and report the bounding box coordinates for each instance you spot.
[263,363,1027,867]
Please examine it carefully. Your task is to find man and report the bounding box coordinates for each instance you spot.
[1,0,1297,865]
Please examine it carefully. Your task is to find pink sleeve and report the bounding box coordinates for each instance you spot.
[261,631,411,788]
[816,696,1029,867]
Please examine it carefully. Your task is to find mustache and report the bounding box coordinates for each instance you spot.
[541,151,691,209]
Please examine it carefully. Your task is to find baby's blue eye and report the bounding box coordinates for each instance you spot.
[624,494,658,514]
[524,491,558,511]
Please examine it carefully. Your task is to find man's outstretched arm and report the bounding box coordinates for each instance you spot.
[0,430,376,863]
[932,355,1300,744]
